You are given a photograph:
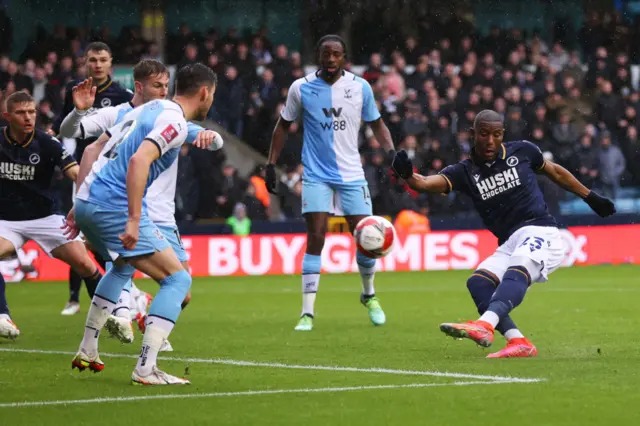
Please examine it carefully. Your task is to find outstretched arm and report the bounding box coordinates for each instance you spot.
[539,160,590,198]
[406,173,451,194]
[540,159,616,217]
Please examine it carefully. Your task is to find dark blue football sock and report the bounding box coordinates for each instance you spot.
[0,273,9,316]
[486,266,531,319]
[466,271,518,336]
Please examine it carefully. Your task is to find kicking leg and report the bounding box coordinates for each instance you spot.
[346,215,385,326]
[466,270,536,358]
[294,212,328,331]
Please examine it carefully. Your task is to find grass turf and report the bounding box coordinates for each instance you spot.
[1,265,639,425]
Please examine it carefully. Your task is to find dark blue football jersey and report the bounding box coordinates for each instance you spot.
[52,76,133,160]
[0,127,78,221]
[440,140,557,245]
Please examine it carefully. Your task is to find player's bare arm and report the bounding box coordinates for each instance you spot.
[121,140,161,249]
[76,132,110,193]
[539,159,590,199]
[193,129,221,150]
[368,118,395,154]
[540,159,616,217]
[406,173,451,194]
[265,117,292,193]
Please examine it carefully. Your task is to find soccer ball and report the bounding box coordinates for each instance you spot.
[353,216,396,259]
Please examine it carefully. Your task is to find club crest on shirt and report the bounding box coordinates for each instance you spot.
[100,98,112,107]
[344,89,352,99]
[506,156,519,167]
[29,154,40,165]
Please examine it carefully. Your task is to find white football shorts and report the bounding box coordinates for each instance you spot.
[477,225,566,283]
[0,214,82,256]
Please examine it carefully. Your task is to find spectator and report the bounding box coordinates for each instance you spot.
[596,80,622,131]
[597,131,626,199]
[226,203,252,236]
[217,65,246,137]
[551,110,580,165]
[576,134,599,188]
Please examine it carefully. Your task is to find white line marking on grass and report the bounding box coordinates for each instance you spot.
[0,380,522,408]
[0,348,544,383]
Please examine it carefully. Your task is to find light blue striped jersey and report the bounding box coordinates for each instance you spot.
[79,100,204,225]
[77,99,188,214]
[281,71,380,184]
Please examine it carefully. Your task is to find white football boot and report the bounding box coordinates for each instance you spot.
[132,366,190,385]
[0,315,20,339]
[61,301,80,316]
[104,314,135,343]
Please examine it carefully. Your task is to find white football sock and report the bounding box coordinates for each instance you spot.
[504,328,525,340]
[358,264,376,296]
[0,313,10,321]
[113,289,131,319]
[478,311,500,328]
[135,316,173,376]
[80,296,114,355]
[301,274,319,316]
[130,282,142,300]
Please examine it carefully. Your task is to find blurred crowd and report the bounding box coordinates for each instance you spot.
[1,10,639,227]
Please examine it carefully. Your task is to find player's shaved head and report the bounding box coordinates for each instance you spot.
[473,109,504,128]
[5,91,35,112]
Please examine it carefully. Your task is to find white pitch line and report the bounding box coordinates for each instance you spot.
[0,347,544,383]
[0,380,519,408]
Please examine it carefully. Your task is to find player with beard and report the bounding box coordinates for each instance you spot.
[265,35,399,331]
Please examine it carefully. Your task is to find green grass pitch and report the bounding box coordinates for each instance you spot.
[1,265,639,425]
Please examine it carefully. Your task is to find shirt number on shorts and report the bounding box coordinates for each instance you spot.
[519,236,545,252]
[362,186,371,205]
[173,228,184,248]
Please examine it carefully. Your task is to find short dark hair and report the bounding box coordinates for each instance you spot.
[316,34,347,57]
[5,91,35,112]
[133,59,169,82]
[85,42,112,57]
[175,63,218,96]
[473,109,504,128]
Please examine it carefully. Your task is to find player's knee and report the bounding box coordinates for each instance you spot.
[507,256,540,284]
[467,271,498,313]
[165,269,192,295]
[306,229,326,250]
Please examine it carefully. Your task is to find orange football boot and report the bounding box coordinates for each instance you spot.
[440,320,495,347]
[487,337,537,358]
[135,312,147,334]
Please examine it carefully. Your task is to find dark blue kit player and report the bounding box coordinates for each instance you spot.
[391,109,616,358]
[0,92,103,340]
[52,41,132,316]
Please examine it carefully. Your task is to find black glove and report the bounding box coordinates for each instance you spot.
[584,190,616,217]
[265,164,277,195]
[391,150,414,180]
